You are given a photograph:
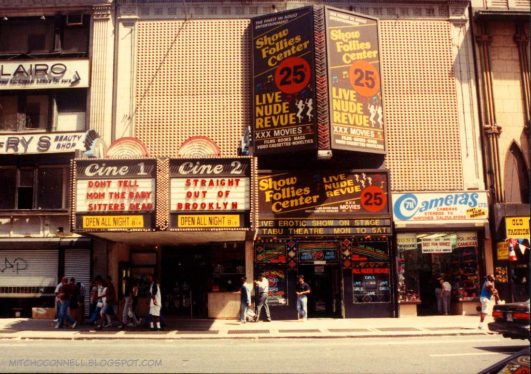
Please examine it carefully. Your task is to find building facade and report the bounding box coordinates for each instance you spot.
[470,0,530,302]
[2,0,529,320]
[0,0,114,317]
[75,0,494,320]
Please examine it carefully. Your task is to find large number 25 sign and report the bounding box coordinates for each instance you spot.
[274,56,311,94]
[349,60,380,97]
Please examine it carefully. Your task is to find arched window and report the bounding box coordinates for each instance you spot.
[504,142,529,203]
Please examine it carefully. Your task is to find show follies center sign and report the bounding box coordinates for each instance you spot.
[258,170,391,236]
[325,8,384,154]
[73,159,156,231]
[169,158,251,229]
[251,7,317,154]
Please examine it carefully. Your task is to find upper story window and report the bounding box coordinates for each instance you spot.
[0,165,69,210]
[0,15,89,58]
[0,95,49,131]
[0,89,86,133]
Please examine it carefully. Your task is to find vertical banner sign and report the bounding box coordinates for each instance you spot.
[74,159,156,231]
[325,8,385,153]
[252,7,317,154]
[169,159,251,229]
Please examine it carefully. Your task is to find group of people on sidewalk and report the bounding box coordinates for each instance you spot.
[239,274,311,324]
[54,272,501,330]
[54,273,163,331]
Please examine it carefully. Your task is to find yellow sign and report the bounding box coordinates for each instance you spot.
[505,216,530,239]
[178,215,241,228]
[497,241,508,260]
[83,215,144,229]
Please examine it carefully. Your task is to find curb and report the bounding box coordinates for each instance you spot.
[0,330,491,341]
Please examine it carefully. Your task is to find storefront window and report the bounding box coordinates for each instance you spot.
[397,232,481,314]
[211,244,245,292]
[260,268,287,306]
[255,242,288,306]
[351,240,391,304]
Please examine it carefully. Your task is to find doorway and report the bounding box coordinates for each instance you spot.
[161,247,210,318]
[161,244,245,318]
[299,265,341,318]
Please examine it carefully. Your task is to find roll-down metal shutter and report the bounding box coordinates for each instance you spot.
[0,250,58,289]
[64,249,91,316]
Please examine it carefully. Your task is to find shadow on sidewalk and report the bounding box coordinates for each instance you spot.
[0,317,218,334]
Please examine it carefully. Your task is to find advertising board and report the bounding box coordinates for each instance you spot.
[251,7,317,154]
[325,8,384,153]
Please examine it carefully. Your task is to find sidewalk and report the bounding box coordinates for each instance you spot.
[0,315,494,340]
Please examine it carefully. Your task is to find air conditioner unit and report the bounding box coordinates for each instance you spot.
[66,14,83,26]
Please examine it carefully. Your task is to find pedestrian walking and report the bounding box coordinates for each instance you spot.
[253,273,271,322]
[55,276,77,329]
[434,277,442,314]
[76,281,86,324]
[98,276,123,329]
[239,276,251,323]
[53,279,62,323]
[148,274,162,330]
[295,275,311,321]
[68,277,80,323]
[122,278,140,327]
[440,277,452,315]
[87,276,104,325]
[478,274,500,329]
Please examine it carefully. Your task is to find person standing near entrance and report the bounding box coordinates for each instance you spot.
[254,274,271,322]
[478,274,499,329]
[148,274,162,330]
[439,277,452,315]
[239,276,251,323]
[295,275,311,321]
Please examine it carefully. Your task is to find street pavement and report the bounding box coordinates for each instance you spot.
[0,315,497,340]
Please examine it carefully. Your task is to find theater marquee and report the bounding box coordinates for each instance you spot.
[169,158,252,229]
[73,159,156,231]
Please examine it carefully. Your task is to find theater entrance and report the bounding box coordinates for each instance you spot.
[299,265,342,318]
[161,244,245,318]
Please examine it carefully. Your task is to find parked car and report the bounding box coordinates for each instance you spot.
[478,346,530,374]
[488,299,530,341]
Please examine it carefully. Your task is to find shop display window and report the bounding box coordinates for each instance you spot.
[211,243,245,292]
[255,243,287,264]
[298,242,338,264]
[397,247,420,303]
[450,246,480,301]
[351,240,391,304]
[397,232,481,309]
[255,266,288,306]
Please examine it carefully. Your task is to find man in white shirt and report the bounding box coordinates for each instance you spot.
[253,274,271,322]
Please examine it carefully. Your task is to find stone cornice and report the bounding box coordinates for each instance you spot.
[118,1,467,21]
